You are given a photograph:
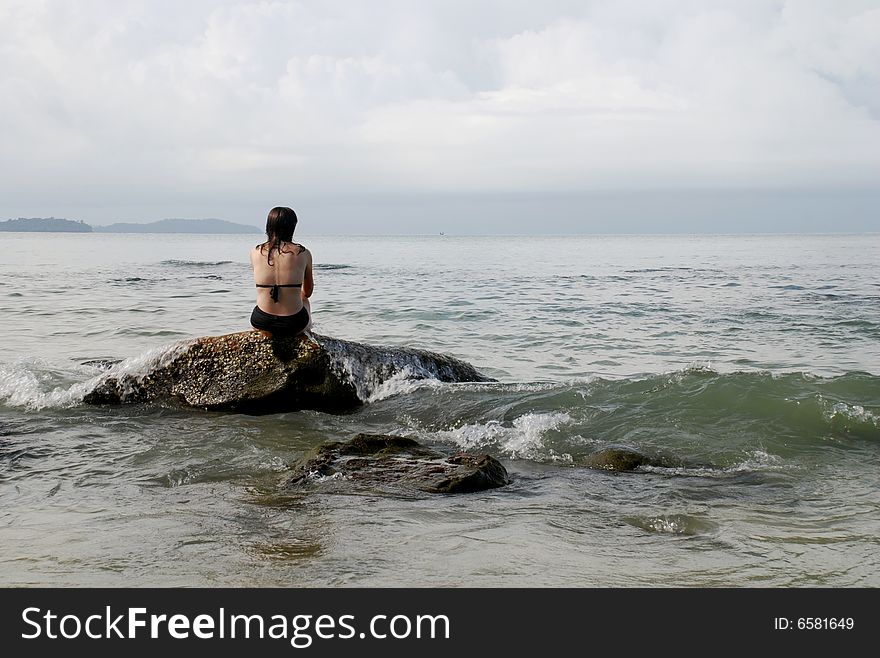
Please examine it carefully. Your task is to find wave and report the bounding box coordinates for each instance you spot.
[313,264,352,271]
[624,267,722,274]
[375,368,880,466]
[818,398,880,434]
[426,411,574,461]
[109,276,169,285]
[397,398,839,473]
[114,329,189,337]
[160,260,234,267]
[3,340,878,470]
[0,342,188,411]
[0,359,96,410]
[315,335,488,402]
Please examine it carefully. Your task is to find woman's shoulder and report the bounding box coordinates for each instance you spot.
[285,241,308,255]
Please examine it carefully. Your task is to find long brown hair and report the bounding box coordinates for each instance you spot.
[258,206,298,265]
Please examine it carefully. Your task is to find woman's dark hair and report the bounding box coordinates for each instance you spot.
[259,206,298,264]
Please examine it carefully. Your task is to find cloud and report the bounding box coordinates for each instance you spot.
[0,0,878,222]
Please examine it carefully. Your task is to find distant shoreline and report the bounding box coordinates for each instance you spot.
[0,217,260,234]
[1,217,878,238]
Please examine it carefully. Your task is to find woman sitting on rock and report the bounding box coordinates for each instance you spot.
[250,206,313,337]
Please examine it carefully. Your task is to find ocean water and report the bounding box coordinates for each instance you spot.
[1,232,879,586]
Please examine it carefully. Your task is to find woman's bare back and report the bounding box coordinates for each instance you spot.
[250,242,313,316]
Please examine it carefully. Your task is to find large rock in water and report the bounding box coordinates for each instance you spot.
[284,434,510,494]
[82,331,493,413]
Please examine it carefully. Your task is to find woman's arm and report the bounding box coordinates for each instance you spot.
[301,250,314,299]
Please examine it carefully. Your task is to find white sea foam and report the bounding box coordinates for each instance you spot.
[643,516,690,534]
[0,341,189,410]
[310,470,347,483]
[431,411,572,460]
[502,381,572,392]
[0,359,96,410]
[365,372,443,402]
[731,448,788,472]
[95,341,190,403]
[820,400,879,428]
[316,335,468,402]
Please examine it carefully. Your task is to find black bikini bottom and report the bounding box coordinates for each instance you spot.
[250,305,309,337]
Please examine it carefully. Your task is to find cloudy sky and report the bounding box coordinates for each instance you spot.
[1,0,878,232]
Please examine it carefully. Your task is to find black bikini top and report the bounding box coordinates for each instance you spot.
[256,282,302,303]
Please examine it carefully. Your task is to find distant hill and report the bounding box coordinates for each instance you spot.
[94,218,260,234]
[0,216,261,234]
[0,217,92,232]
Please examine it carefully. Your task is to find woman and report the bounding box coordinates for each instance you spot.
[250,206,313,337]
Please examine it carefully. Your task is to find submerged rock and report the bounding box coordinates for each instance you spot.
[284,433,510,494]
[82,331,493,413]
[580,447,705,472]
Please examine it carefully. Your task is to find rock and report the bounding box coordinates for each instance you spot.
[284,433,510,494]
[580,447,690,472]
[82,331,494,413]
[426,453,510,493]
[314,335,493,400]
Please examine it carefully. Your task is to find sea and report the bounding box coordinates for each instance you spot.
[1,232,878,586]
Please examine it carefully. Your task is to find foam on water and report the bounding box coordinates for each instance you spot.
[365,371,443,402]
[729,448,792,473]
[820,399,879,429]
[160,259,233,267]
[0,341,189,410]
[93,341,191,403]
[316,335,474,402]
[427,411,573,460]
[0,359,96,410]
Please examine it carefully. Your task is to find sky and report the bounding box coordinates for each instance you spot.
[1,0,878,233]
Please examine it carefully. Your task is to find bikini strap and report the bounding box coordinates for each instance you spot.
[256,282,302,302]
